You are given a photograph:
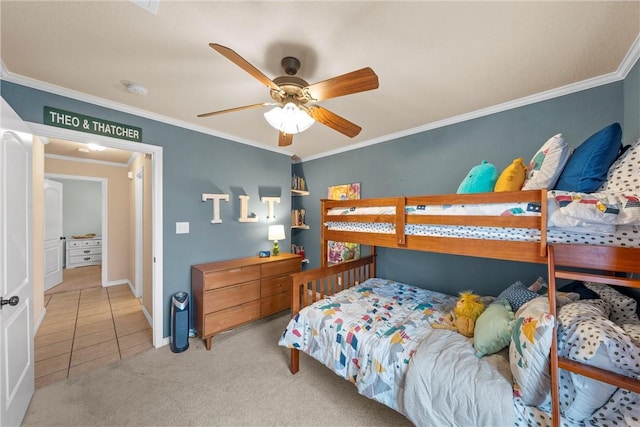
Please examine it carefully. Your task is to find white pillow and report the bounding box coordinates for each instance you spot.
[522,134,570,190]
[598,137,640,193]
[509,297,555,406]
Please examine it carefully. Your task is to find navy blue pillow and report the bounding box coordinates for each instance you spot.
[497,281,539,312]
[554,123,622,192]
[558,280,600,300]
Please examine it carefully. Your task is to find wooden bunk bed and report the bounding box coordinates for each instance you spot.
[321,189,549,265]
[280,188,640,426]
[547,244,640,427]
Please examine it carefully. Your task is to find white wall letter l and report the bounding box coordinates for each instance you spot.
[238,195,258,222]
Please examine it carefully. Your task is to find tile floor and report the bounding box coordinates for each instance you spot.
[34,282,153,388]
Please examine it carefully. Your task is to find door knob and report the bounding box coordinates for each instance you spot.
[0,296,19,308]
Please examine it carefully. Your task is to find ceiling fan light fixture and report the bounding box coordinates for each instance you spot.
[264,102,314,135]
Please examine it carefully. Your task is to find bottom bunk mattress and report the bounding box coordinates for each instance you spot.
[277,278,516,425]
[278,278,640,426]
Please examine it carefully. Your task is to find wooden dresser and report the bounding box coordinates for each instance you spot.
[191,253,301,350]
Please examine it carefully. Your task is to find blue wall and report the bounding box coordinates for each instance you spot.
[624,59,640,145]
[51,178,102,238]
[294,63,639,297]
[1,81,293,338]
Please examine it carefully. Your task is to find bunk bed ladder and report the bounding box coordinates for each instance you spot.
[547,244,640,427]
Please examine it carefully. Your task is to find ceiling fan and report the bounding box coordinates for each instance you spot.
[198,44,379,147]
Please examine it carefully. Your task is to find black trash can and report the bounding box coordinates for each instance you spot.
[170,292,190,353]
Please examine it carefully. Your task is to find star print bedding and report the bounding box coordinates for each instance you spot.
[279,278,640,426]
[278,278,515,425]
[278,278,456,413]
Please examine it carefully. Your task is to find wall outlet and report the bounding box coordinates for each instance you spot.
[176,222,189,234]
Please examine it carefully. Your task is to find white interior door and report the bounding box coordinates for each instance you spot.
[43,179,63,291]
[0,100,35,427]
[134,168,143,298]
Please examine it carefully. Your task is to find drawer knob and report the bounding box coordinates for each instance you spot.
[83,257,91,261]
[84,249,90,253]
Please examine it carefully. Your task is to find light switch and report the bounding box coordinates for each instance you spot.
[176,222,189,234]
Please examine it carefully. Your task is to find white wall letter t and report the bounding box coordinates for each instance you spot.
[261,197,281,220]
[202,193,229,224]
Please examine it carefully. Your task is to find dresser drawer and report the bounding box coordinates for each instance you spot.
[69,254,102,264]
[68,247,102,257]
[204,300,260,335]
[260,291,290,317]
[203,281,260,313]
[203,265,260,291]
[67,239,101,248]
[261,257,300,278]
[261,274,292,297]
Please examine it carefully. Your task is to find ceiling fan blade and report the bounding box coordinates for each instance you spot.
[197,103,269,118]
[209,43,281,92]
[278,132,293,147]
[305,106,361,138]
[304,67,379,101]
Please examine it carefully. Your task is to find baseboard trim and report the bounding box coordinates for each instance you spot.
[104,279,132,288]
[33,307,47,335]
[141,304,152,327]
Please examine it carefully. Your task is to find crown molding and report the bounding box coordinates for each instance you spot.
[0,69,295,158]
[302,35,640,162]
[619,33,640,78]
[302,71,623,162]
[3,33,638,164]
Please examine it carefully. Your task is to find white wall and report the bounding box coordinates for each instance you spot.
[50,178,102,237]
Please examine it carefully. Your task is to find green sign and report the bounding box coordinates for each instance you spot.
[44,106,142,142]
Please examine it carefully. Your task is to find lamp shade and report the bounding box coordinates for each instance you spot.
[268,224,285,241]
[264,102,315,134]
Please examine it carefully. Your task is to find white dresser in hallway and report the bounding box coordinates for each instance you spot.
[65,236,102,268]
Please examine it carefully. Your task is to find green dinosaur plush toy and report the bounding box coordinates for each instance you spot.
[457,160,498,193]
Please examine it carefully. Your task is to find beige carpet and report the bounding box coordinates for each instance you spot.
[22,313,412,426]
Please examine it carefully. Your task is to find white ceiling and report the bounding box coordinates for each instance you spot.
[44,138,135,165]
[1,1,639,161]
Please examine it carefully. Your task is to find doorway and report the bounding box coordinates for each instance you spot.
[45,175,107,290]
[28,122,164,349]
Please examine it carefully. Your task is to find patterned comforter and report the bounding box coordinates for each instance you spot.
[278,278,455,413]
[279,278,640,426]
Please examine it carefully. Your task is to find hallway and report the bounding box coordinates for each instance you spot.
[35,268,152,388]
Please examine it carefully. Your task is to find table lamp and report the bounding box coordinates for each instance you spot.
[268,224,285,256]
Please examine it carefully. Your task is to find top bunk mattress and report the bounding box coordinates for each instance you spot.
[325,190,640,248]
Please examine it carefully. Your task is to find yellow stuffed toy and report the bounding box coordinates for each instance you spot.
[495,157,527,192]
[432,291,485,338]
